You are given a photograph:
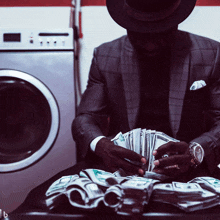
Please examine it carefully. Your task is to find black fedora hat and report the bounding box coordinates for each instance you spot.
[106,0,197,33]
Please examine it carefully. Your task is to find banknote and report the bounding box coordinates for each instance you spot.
[104,176,158,214]
[152,181,219,212]
[66,177,104,209]
[189,177,220,194]
[46,174,79,196]
[112,132,127,149]
[133,128,141,154]
[112,129,179,172]
[45,174,104,210]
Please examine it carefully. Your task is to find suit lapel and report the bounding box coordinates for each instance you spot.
[121,37,140,129]
[169,32,191,137]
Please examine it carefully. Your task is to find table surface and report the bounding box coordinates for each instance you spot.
[6,209,220,220]
[6,163,220,220]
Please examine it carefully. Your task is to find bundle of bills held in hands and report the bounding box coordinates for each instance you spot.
[112,128,179,171]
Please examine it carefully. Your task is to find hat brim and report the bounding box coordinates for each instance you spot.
[106,0,197,33]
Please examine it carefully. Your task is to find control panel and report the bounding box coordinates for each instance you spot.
[0,28,73,50]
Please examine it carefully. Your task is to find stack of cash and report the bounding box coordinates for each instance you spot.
[77,169,159,213]
[45,174,80,209]
[104,176,159,214]
[152,182,219,212]
[112,128,179,171]
[45,169,220,213]
[80,169,130,188]
[46,175,80,197]
[45,174,104,210]
[189,177,220,194]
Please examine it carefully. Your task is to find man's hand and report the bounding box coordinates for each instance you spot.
[153,141,192,178]
[95,137,146,176]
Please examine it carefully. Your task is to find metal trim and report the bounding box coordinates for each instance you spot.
[0,69,59,172]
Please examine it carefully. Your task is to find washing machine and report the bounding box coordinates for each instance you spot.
[0,28,76,213]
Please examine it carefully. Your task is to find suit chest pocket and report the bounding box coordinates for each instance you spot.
[184,87,209,110]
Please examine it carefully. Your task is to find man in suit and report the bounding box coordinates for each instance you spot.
[12,0,220,215]
[72,0,220,180]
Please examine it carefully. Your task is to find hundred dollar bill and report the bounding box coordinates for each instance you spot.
[104,176,158,214]
[129,131,134,151]
[152,182,219,212]
[80,169,129,187]
[133,128,141,154]
[67,177,104,209]
[80,169,116,187]
[189,177,220,194]
[145,130,152,171]
[111,132,127,149]
[45,175,104,210]
[140,128,146,157]
[177,198,220,212]
[151,132,179,170]
[111,129,181,172]
[144,171,170,181]
[172,182,204,195]
[46,175,79,196]
[154,132,179,151]
[104,185,123,208]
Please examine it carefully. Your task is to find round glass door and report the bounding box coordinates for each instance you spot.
[0,70,59,172]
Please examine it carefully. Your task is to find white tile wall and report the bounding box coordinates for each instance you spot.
[0,7,72,28]
[0,6,220,94]
[79,6,220,93]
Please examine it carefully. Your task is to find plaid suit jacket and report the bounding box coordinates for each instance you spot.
[72,30,220,173]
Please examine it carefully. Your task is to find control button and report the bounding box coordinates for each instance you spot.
[61,38,65,46]
[39,38,43,46]
[53,38,57,45]
[30,39,34,44]
[47,38,51,45]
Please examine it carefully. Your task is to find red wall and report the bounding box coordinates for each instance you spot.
[0,0,219,6]
[0,0,71,6]
[82,0,220,6]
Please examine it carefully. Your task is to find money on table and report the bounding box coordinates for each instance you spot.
[45,168,220,213]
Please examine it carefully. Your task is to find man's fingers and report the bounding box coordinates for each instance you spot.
[112,144,144,162]
[117,158,144,175]
[155,141,188,158]
[154,167,180,177]
[154,155,191,168]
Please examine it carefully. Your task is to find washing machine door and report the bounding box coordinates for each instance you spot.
[0,70,59,172]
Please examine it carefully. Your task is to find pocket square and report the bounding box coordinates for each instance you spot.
[190,80,206,91]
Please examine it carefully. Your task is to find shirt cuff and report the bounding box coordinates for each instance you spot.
[90,136,105,152]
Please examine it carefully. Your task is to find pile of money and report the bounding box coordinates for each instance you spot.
[189,177,220,194]
[45,169,159,213]
[46,175,80,197]
[104,176,159,214]
[45,169,220,213]
[112,128,179,171]
[45,174,104,210]
[80,169,129,188]
[152,182,219,212]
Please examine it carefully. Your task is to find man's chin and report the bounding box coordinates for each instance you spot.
[142,51,161,57]
[135,48,164,57]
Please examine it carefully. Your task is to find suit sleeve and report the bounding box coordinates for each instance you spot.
[72,48,109,159]
[191,45,220,174]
